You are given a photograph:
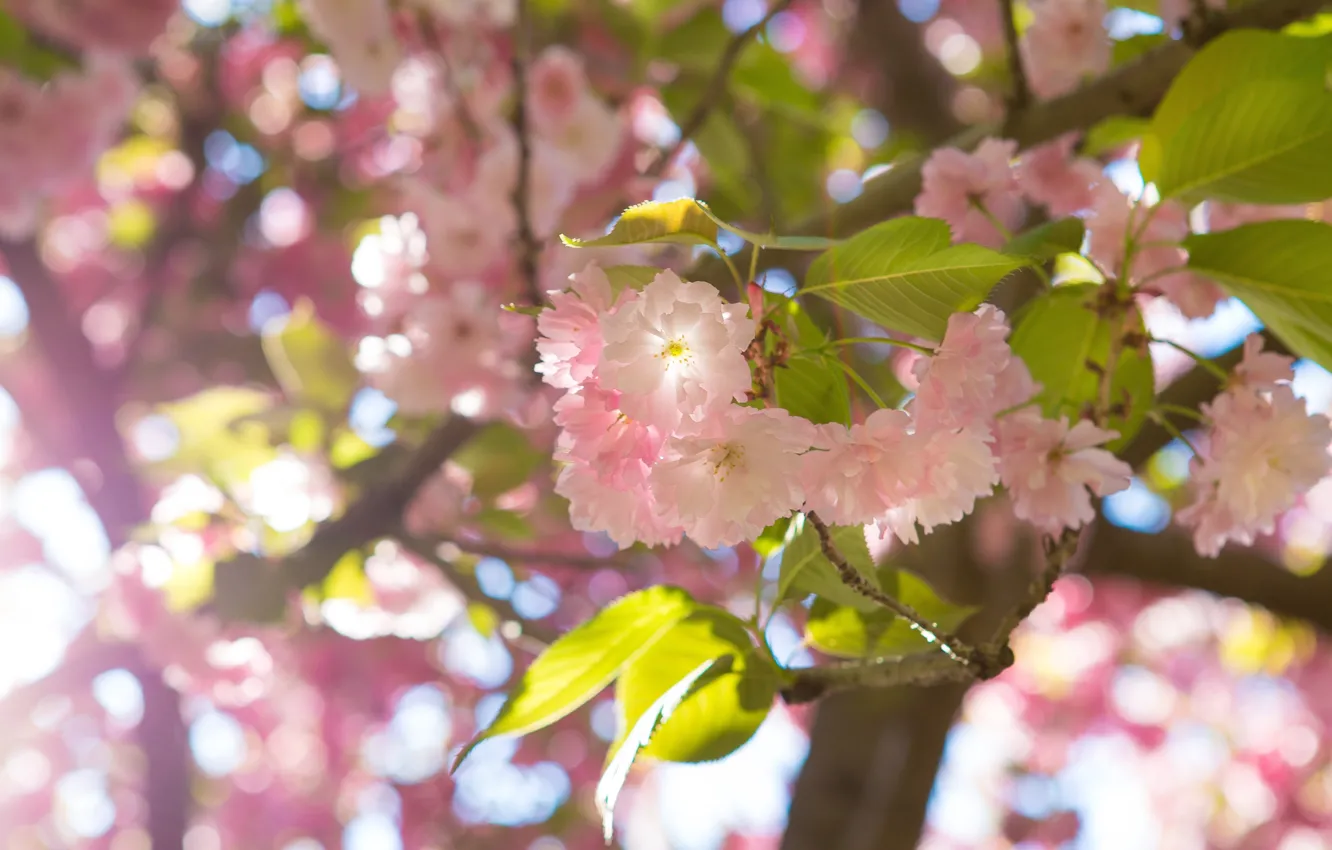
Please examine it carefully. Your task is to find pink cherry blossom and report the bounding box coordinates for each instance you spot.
[886,426,1001,543]
[915,138,1024,248]
[1016,136,1102,216]
[536,262,619,390]
[651,407,817,548]
[7,0,176,54]
[598,269,755,433]
[800,409,914,527]
[553,386,665,488]
[1180,384,1332,557]
[556,462,682,550]
[399,182,516,276]
[913,305,1036,431]
[996,409,1131,535]
[302,0,405,94]
[1206,201,1308,232]
[529,46,588,136]
[1234,333,1294,390]
[352,213,431,323]
[1020,0,1111,98]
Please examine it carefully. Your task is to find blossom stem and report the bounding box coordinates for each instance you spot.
[818,336,936,355]
[804,512,1007,678]
[1155,401,1207,422]
[708,239,746,292]
[970,198,1014,242]
[1147,410,1203,457]
[1149,336,1231,381]
[826,357,889,409]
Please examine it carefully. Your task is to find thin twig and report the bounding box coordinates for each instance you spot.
[644,0,797,180]
[399,534,560,646]
[999,0,1029,109]
[416,535,631,570]
[510,0,543,306]
[805,512,1006,678]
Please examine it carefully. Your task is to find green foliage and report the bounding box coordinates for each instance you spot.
[775,516,880,612]
[1184,220,1332,370]
[453,585,697,769]
[752,516,794,558]
[1081,116,1150,157]
[0,12,80,80]
[696,201,838,251]
[1155,80,1332,203]
[615,608,778,763]
[452,423,544,498]
[1010,284,1155,448]
[1113,32,1167,65]
[150,387,278,488]
[1004,219,1087,262]
[560,199,718,248]
[1141,30,1332,200]
[597,657,722,841]
[805,568,978,658]
[604,265,664,297]
[773,301,852,427]
[804,217,1028,341]
[261,300,360,414]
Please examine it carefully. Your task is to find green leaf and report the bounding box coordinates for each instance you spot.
[454,585,697,770]
[603,265,662,297]
[561,199,719,249]
[1082,116,1150,157]
[805,568,979,658]
[752,516,793,558]
[597,657,722,842]
[1184,220,1332,369]
[695,201,838,251]
[1010,284,1154,448]
[1142,30,1332,181]
[615,608,777,764]
[804,217,1028,341]
[775,516,880,612]
[774,354,851,426]
[1156,79,1332,203]
[1004,218,1087,262]
[261,299,360,413]
[1113,32,1166,65]
[452,423,544,498]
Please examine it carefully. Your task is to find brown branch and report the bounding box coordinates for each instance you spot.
[1082,519,1332,633]
[398,534,561,645]
[212,415,481,620]
[803,512,1008,680]
[511,0,542,306]
[416,535,631,570]
[687,0,1329,286]
[1000,0,1030,109]
[644,0,797,180]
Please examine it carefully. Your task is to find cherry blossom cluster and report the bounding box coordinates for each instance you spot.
[1180,335,1332,556]
[537,264,1133,550]
[351,39,635,421]
[916,134,1227,319]
[0,58,140,237]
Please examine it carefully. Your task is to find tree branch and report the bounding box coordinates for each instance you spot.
[1082,519,1332,632]
[1000,0,1030,109]
[644,0,796,180]
[212,415,481,620]
[805,512,993,674]
[511,0,542,306]
[398,534,561,645]
[688,0,1329,285]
